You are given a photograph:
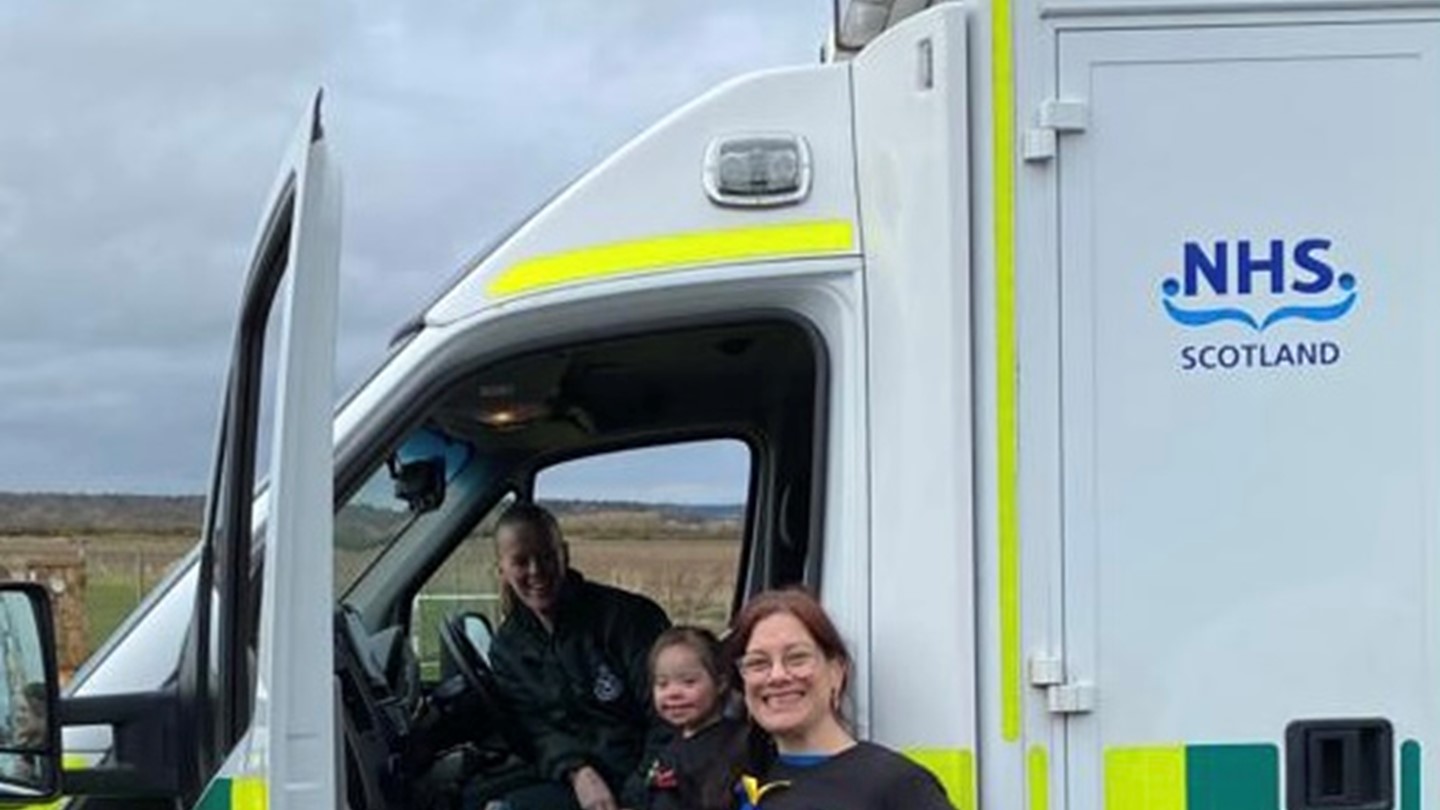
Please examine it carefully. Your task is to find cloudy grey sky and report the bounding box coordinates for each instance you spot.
[0,2,832,496]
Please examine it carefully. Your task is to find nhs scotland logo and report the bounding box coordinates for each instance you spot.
[1162,238,1358,330]
[1159,237,1357,371]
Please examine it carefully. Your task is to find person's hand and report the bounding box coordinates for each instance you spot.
[570,765,619,810]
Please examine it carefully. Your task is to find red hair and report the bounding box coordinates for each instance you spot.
[726,587,850,692]
[693,588,852,809]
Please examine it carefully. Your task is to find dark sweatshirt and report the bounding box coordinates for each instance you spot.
[737,742,955,810]
[645,716,747,810]
[490,570,672,807]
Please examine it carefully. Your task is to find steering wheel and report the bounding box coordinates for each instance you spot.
[437,612,532,758]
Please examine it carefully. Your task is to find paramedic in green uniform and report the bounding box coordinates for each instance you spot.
[488,502,671,810]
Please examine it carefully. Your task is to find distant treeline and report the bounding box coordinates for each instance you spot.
[0,492,742,536]
[0,493,204,535]
[542,499,743,525]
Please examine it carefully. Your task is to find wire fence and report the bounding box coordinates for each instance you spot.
[5,529,740,676]
[0,536,192,670]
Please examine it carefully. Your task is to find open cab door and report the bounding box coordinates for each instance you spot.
[25,95,340,810]
[4,63,347,810]
[181,93,341,809]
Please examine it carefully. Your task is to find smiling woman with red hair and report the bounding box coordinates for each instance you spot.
[718,588,955,810]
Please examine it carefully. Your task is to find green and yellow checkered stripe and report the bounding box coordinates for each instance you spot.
[194,775,266,810]
[1106,740,1422,810]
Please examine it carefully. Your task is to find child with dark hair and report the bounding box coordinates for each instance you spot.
[644,626,745,810]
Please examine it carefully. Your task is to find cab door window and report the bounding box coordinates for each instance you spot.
[533,439,750,632]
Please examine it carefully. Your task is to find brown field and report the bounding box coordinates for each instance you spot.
[569,537,739,628]
[4,515,740,668]
[410,533,738,679]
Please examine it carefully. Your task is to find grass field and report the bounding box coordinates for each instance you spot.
[5,517,740,669]
[409,533,739,681]
[81,534,194,647]
[86,577,145,649]
[571,538,739,627]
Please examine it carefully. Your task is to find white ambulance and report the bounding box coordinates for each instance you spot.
[4,1,1438,808]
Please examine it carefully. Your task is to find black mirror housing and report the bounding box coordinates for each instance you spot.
[390,455,447,514]
[0,583,63,804]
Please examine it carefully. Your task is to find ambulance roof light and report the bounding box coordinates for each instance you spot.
[703,134,812,208]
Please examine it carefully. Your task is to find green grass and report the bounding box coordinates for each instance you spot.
[84,575,146,655]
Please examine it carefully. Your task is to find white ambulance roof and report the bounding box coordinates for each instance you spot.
[421,64,861,327]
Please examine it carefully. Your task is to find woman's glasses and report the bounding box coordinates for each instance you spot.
[736,645,821,682]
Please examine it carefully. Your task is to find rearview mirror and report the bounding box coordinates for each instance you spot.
[0,584,62,803]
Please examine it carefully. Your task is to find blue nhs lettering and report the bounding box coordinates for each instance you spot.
[1160,236,1357,333]
[1180,238,1337,297]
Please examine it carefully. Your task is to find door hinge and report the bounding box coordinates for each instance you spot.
[1023,99,1089,163]
[1028,653,1096,714]
[1028,653,1066,686]
[1046,682,1097,714]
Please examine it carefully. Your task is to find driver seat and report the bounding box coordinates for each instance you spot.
[335,608,414,810]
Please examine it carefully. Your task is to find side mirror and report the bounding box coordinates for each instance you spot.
[0,584,62,804]
[460,612,494,663]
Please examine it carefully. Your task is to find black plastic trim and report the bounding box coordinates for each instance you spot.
[1286,717,1394,810]
[60,690,182,799]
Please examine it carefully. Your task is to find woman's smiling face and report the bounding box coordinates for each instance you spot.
[496,521,565,618]
[740,612,846,747]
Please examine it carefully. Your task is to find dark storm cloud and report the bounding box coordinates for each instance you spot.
[0,1,830,495]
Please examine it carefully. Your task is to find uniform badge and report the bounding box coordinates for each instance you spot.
[593,662,623,702]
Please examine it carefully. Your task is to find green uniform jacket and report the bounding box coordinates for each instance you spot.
[491,570,673,807]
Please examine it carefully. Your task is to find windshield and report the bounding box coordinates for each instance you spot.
[334,426,478,596]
